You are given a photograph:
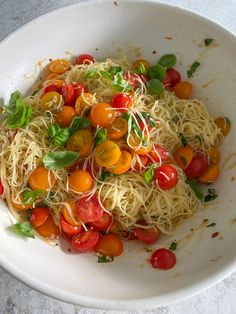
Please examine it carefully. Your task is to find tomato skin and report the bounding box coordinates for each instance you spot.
[48,59,70,74]
[90,212,112,231]
[76,54,95,65]
[36,215,60,239]
[214,117,231,137]
[0,179,4,196]
[108,220,128,238]
[11,195,31,211]
[30,207,50,228]
[133,155,149,172]
[55,106,76,127]
[89,103,116,127]
[150,248,176,270]
[67,129,93,158]
[111,93,132,112]
[107,118,128,140]
[163,68,181,88]
[44,84,62,94]
[133,59,150,73]
[28,166,55,191]
[60,215,83,236]
[123,72,143,90]
[95,140,121,167]
[73,82,87,97]
[135,226,160,244]
[62,199,81,226]
[174,145,194,170]
[208,147,221,165]
[62,84,76,106]
[184,152,208,179]
[198,164,220,183]
[94,234,123,257]
[154,165,178,190]
[173,81,193,99]
[77,195,104,223]
[40,91,62,111]
[71,229,99,252]
[107,150,132,175]
[68,170,93,193]
[148,145,169,163]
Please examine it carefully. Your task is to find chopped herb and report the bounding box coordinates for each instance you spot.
[145,247,153,253]
[69,116,90,135]
[99,170,111,181]
[158,54,177,69]
[169,241,177,251]
[187,61,200,78]
[186,179,204,201]
[207,222,216,228]
[94,128,107,145]
[179,133,188,146]
[204,189,218,202]
[140,112,156,127]
[48,123,70,146]
[127,114,147,146]
[113,72,132,92]
[100,70,113,80]
[144,164,157,184]
[43,151,80,169]
[147,64,166,82]
[9,221,35,239]
[204,38,214,46]
[134,63,146,74]
[108,66,123,76]
[147,79,164,96]
[97,255,114,263]
[22,189,45,205]
[84,68,99,78]
[180,156,187,166]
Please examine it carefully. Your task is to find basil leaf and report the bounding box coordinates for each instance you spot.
[140,112,156,127]
[8,90,22,109]
[113,72,132,92]
[43,151,80,169]
[134,63,145,74]
[99,170,111,181]
[9,221,35,239]
[95,128,107,145]
[204,38,214,46]
[69,116,90,135]
[179,133,188,146]
[204,189,218,202]
[147,64,166,82]
[158,54,176,69]
[100,71,113,80]
[186,179,204,201]
[97,255,114,263]
[207,222,216,227]
[169,241,177,251]
[187,61,200,78]
[108,66,123,76]
[144,164,157,184]
[147,79,164,96]
[84,68,99,78]
[22,189,45,205]
[48,123,70,146]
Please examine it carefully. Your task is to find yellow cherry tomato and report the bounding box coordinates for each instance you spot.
[198,164,220,183]
[48,59,70,74]
[208,147,221,164]
[174,145,194,169]
[69,170,93,193]
[108,150,132,174]
[55,106,76,127]
[127,132,152,155]
[46,73,58,80]
[66,129,93,157]
[75,93,96,115]
[173,81,193,99]
[95,140,121,167]
[62,199,81,226]
[133,59,150,74]
[90,103,116,127]
[36,214,60,239]
[40,91,63,111]
[28,166,55,191]
[214,117,231,137]
[107,118,128,140]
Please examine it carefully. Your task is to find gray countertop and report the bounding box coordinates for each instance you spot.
[1,0,236,313]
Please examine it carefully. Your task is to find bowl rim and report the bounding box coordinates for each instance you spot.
[0,0,236,310]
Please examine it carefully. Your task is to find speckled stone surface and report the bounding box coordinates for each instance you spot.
[0,0,236,313]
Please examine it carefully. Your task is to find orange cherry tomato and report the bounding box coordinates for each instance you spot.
[173,81,193,99]
[36,214,60,239]
[107,118,128,140]
[48,59,70,74]
[46,73,58,80]
[11,195,31,211]
[52,79,65,88]
[198,164,220,183]
[60,215,83,236]
[108,220,128,238]
[127,132,152,155]
[214,117,231,137]
[135,226,160,244]
[133,59,150,74]
[208,147,221,164]
[68,170,93,193]
[67,129,93,157]
[94,234,123,257]
[95,140,121,167]
[89,103,116,127]
[75,93,96,115]
[30,207,50,228]
[55,106,76,127]
[40,91,63,111]
[62,199,81,227]
[107,150,132,174]
[174,145,194,169]
[28,166,55,191]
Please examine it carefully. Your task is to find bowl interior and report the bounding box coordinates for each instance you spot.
[0,0,236,310]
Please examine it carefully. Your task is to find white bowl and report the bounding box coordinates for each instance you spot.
[0,0,236,310]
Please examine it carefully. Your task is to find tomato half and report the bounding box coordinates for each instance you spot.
[76,54,95,65]
[77,195,104,223]
[48,59,70,74]
[94,234,123,257]
[40,91,62,111]
[108,220,128,238]
[36,215,60,239]
[107,150,132,175]
[68,170,93,193]
[198,164,220,183]
[55,106,76,127]
[95,140,121,167]
[174,145,194,169]
[133,155,149,172]
[73,82,87,97]
[107,117,128,140]
[184,152,208,178]
[123,72,146,90]
[173,81,193,99]
[30,207,50,228]
[44,84,62,94]
[148,144,169,163]
[154,164,178,190]
[214,117,231,137]
[28,166,55,191]
[90,212,112,231]
[111,93,132,112]
[66,129,93,157]
[89,103,116,127]
[71,229,99,252]
[60,215,83,236]
[150,248,176,270]
[163,68,181,88]
[135,226,160,244]
[61,84,76,106]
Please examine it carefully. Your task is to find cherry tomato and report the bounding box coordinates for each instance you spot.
[173,81,193,99]
[76,54,95,65]
[123,72,142,90]
[95,140,121,167]
[154,164,178,190]
[77,195,104,223]
[108,220,128,238]
[94,234,123,257]
[89,103,116,127]
[90,212,112,231]
[55,106,76,127]
[48,59,70,74]
[67,129,93,157]
[36,214,60,239]
[30,207,50,228]
[107,150,132,174]
[128,132,152,155]
[138,119,153,134]
[40,91,63,111]
[111,93,132,112]
[71,229,99,252]
[68,170,93,193]
[62,199,81,226]
[28,166,55,191]
[133,59,150,74]
[75,92,96,115]
[208,147,221,165]
[198,164,220,183]
[11,195,31,211]
[61,84,76,106]
[133,155,149,172]
[73,82,87,97]
[184,152,208,178]
[148,144,169,163]
[60,215,83,236]
[68,160,99,177]
[174,145,194,169]
[51,79,65,88]
[107,117,128,140]
[46,73,58,80]
[214,117,231,137]
[163,68,181,88]
[150,248,176,270]
[0,179,4,196]
[44,84,61,94]
[135,226,160,244]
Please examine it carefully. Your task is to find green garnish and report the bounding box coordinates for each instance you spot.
[43,151,80,169]
[100,71,113,80]
[169,241,177,251]
[94,128,108,145]
[48,123,70,146]
[84,68,99,78]
[140,112,156,127]
[144,164,156,184]
[180,156,187,166]
[204,38,214,46]
[108,66,123,76]
[147,79,164,96]
[69,116,90,135]
[180,133,188,146]
[158,54,177,69]
[134,63,146,74]
[9,221,35,239]
[187,61,200,78]
[147,64,166,82]
[113,72,132,92]
[207,222,216,228]
[186,179,204,201]
[97,255,114,263]
[127,114,147,146]
[99,170,111,181]
[22,189,45,205]
[204,189,218,202]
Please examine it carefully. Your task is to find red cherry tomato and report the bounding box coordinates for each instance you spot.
[111,93,132,112]
[76,54,95,65]
[61,84,76,106]
[184,152,208,179]
[0,179,4,196]
[60,215,83,236]
[154,164,178,190]
[44,84,62,94]
[123,72,141,90]
[135,226,160,244]
[150,248,177,270]
[90,212,112,231]
[139,74,149,85]
[133,155,149,172]
[73,82,87,97]
[29,207,50,228]
[148,145,169,163]
[163,68,181,88]
[77,195,104,223]
[71,229,100,252]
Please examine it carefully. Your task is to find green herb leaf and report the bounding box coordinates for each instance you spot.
[147,79,164,96]
[84,68,99,78]
[169,241,177,251]
[99,170,111,181]
[9,221,35,239]
[207,222,216,227]
[204,189,218,202]
[158,54,177,69]
[100,71,113,80]
[22,189,45,205]
[140,112,156,127]
[43,151,80,169]
[95,128,107,145]
[69,116,90,135]
[144,164,157,184]
[187,61,201,78]
[147,64,166,82]
[180,156,187,166]
[134,63,145,74]
[48,123,70,146]
[97,255,114,263]
[108,66,123,76]
[113,72,132,92]
[179,133,188,146]
[204,38,214,46]
[186,179,204,201]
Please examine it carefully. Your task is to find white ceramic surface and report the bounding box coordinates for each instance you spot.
[0,0,236,310]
